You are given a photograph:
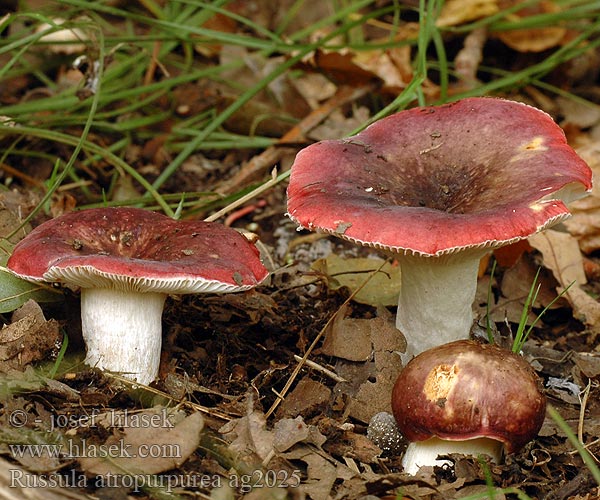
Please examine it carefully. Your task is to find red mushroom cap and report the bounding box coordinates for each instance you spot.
[7,207,268,293]
[391,340,546,453]
[287,97,592,257]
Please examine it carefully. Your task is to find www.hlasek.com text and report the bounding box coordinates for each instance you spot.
[9,438,181,460]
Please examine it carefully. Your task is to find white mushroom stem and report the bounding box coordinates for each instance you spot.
[80,288,167,385]
[396,252,486,365]
[402,437,503,476]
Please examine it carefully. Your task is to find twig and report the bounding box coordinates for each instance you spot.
[293,355,347,383]
[573,379,600,463]
[104,372,232,421]
[578,379,591,444]
[143,40,162,86]
[0,162,46,188]
[204,168,282,222]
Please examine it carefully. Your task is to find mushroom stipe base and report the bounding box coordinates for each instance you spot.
[401,437,503,476]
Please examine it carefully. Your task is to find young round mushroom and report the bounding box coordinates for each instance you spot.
[367,411,404,456]
[391,340,546,475]
[286,97,592,361]
[6,207,269,385]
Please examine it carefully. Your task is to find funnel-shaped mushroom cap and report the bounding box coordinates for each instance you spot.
[7,207,269,292]
[391,340,546,453]
[287,97,592,257]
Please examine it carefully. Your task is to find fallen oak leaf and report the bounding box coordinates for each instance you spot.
[220,404,274,465]
[0,300,61,372]
[312,254,401,307]
[281,445,352,500]
[346,325,403,424]
[320,304,372,362]
[528,230,600,329]
[437,0,498,27]
[78,407,204,476]
[493,0,567,52]
[563,142,600,253]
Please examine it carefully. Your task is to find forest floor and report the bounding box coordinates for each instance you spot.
[0,1,600,499]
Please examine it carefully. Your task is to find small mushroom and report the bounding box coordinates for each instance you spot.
[286,97,592,361]
[6,207,269,385]
[367,411,404,456]
[391,340,546,475]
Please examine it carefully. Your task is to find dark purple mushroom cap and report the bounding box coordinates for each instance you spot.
[391,340,546,453]
[287,97,592,257]
[7,207,269,293]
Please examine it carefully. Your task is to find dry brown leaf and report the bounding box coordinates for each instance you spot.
[79,408,204,476]
[300,452,338,500]
[500,255,566,310]
[308,107,370,141]
[243,487,289,500]
[528,230,600,329]
[327,307,404,423]
[352,46,413,91]
[303,48,382,87]
[563,142,600,253]
[220,401,327,488]
[475,256,557,334]
[192,8,237,57]
[326,429,384,464]
[574,352,600,378]
[321,306,373,362]
[494,1,566,52]
[302,24,419,91]
[493,239,534,267]
[557,96,600,129]
[220,405,273,464]
[0,300,61,372]
[49,192,77,218]
[272,417,305,452]
[281,445,350,500]
[346,346,403,422]
[276,377,331,419]
[437,0,499,27]
[273,416,326,453]
[291,73,337,109]
[0,196,31,248]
